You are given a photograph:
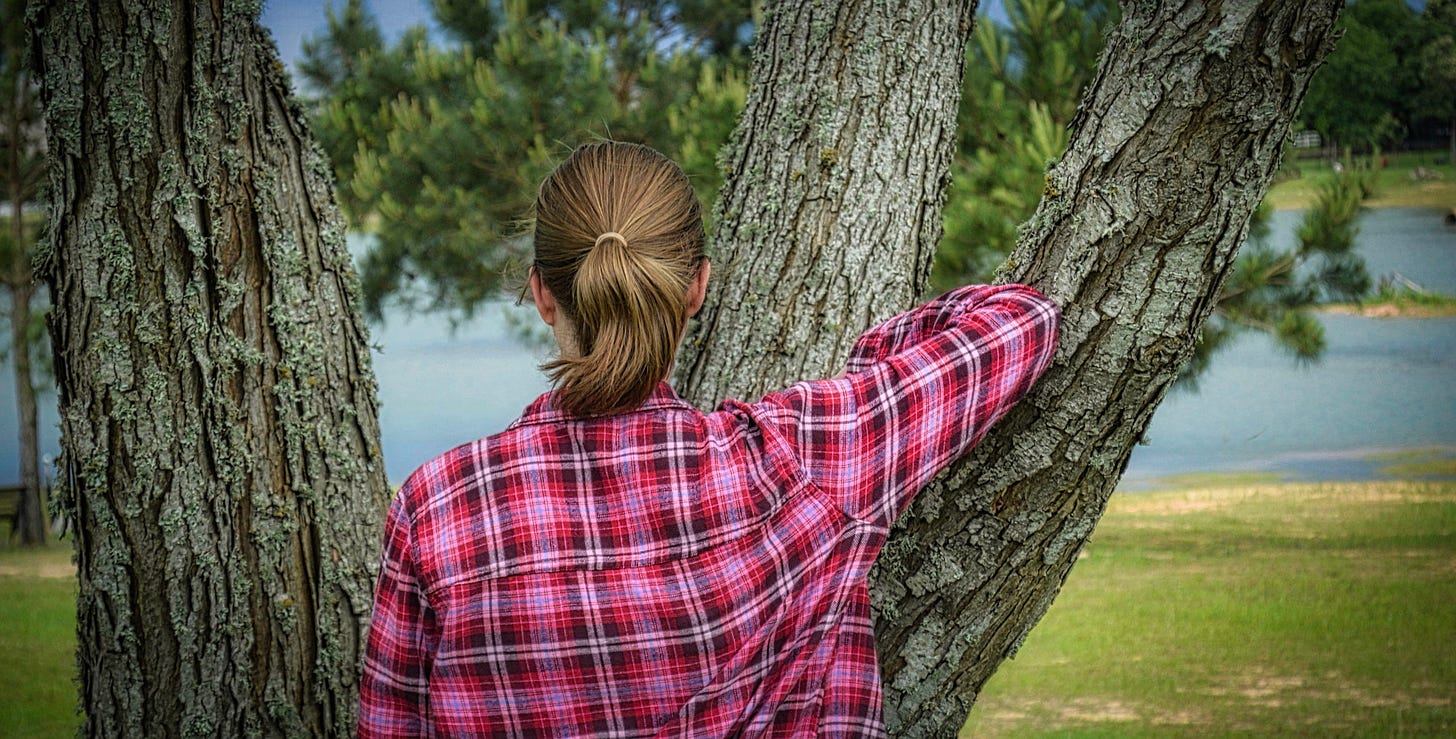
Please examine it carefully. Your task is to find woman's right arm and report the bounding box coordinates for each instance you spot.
[751,284,1060,530]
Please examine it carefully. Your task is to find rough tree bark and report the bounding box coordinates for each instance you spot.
[678,0,977,405]
[32,1,391,735]
[680,1,1344,735]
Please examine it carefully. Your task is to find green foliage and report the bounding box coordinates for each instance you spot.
[303,0,748,321]
[1415,0,1456,163]
[1300,0,1456,152]
[1418,34,1456,121]
[307,0,1383,388]
[430,0,505,53]
[929,0,1383,388]
[933,0,1113,292]
[1186,162,1379,387]
[1296,173,1362,256]
[1302,18,1401,149]
[1294,164,1373,302]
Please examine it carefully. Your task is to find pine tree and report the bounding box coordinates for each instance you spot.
[301,0,749,321]
[935,0,1114,292]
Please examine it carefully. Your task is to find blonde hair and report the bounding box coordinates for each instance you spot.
[532,142,706,417]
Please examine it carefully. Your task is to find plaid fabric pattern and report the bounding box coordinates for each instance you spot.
[360,284,1060,737]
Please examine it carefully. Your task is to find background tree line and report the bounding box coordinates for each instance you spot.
[300,0,1455,382]
[1302,0,1456,156]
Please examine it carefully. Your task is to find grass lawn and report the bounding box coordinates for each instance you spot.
[1266,149,1456,211]
[4,479,1454,737]
[0,541,79,737]
[963,479,1456,737]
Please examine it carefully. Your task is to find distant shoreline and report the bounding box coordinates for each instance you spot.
[1264,150,1455,211]
[1119,447,1456,493]
[1318,301,1456,318]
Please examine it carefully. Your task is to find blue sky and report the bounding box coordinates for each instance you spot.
[258,0,1434,72]
[261,0,436,71]
[259,1,1015,73]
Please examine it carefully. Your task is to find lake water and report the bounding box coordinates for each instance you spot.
[1,208,1452,489]
[1124,207,1456,487]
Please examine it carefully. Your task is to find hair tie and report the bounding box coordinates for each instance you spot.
[594,231,627,249]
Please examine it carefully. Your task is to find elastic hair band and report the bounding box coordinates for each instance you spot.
[594,231,627,249]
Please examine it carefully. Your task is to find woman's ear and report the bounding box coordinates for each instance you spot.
[685,258,711,317]
[529,267,558,327]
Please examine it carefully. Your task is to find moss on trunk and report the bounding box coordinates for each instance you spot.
[32,0,391,734]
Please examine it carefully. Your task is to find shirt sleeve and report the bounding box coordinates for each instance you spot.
[358,479,436,738]
[751,284,1060,530]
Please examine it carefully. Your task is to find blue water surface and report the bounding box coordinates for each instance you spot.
[1118,207,1456,487]
[0,208,1452,488]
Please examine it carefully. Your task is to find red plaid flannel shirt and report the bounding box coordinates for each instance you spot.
[359,284,1059,737]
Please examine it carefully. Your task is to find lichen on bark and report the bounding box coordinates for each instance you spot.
[32,0,391,734]
[678,0,977,409]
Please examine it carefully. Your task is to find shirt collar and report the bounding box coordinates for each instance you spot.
[509,381,696,428]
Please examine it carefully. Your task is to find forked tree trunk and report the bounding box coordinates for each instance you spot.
[680,1,1344,736]
[32,1,391,735]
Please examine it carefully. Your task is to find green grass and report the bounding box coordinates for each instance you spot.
[962,479,1456,737]
[5,481,1455,737]
[0,542,79,738]
[1266,150,1456,211]
[1368,448,1456,478]
[1141,470,1287,490]
[1366,282,1456,313]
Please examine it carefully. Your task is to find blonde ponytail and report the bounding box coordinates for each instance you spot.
[531,142,705,417]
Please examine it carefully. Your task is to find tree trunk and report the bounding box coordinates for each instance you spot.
[678,0,978,403]
[874,3,1343,733]
[8,265,44,545]
[7,171,45,544]
[32,1,391,735]
[1448,113,1454,166]
[4,41,44,546]
[680,1,1344,736]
